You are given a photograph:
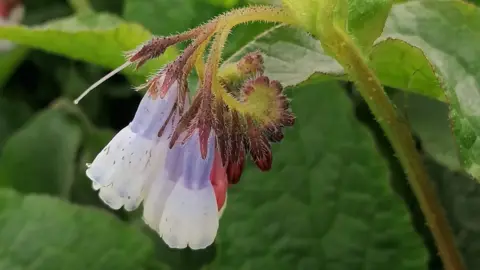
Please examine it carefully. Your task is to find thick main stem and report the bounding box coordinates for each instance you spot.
[328,27,464,270]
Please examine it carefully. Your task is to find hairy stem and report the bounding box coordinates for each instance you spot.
[204,6,296,85]
[177,24,217,110]
[202,6,295,113]
[194,40,209,83]
[328,26,464,270]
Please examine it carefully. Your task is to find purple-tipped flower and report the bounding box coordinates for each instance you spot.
[77,9,295,250]
[86,73,226,249]
[143,130,219,249]
[87,76,179,211]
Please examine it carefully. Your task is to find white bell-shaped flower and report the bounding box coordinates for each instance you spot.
[143,130,221,249]
[87,77,178,211]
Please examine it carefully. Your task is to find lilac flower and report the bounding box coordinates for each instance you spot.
[86,73,227,249]
[143,130,219,249]
[77,17,294,250]
[87,77,179,211]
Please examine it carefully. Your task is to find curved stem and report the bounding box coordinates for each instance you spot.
[194,39,209,84]
[204,6,296,86]
[328,26,464,270]
[202,6,295,117]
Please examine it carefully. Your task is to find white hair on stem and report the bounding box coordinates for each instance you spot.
[73,61,132,104]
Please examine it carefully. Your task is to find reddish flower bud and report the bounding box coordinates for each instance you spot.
[218,52,265,97]
[237,51,265,76]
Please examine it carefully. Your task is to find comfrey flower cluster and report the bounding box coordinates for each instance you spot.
[75,5,296,250]
[0,0,23,52]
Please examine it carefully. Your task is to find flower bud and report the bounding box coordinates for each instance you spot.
[218,51,264,95]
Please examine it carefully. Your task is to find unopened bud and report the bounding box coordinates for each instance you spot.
[237,51,264,75]
[218,52,264,95]
[240,75,295,128]
[126,36,183,69]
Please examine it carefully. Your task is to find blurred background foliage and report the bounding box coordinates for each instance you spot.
[1,0,480,269]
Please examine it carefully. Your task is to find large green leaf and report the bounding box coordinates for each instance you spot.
[0,188,154,270]
[224,25,344,87]
[426,158,480,270]
[376,1,480,180]
[393,92,461,171]
[226,24,441,100]
[0,46,29,88]
[210,81,427,269]
[0,13,178,77]
[0,99,32,152]
[0,107,81,196]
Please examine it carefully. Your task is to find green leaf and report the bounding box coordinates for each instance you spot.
[426,158,480,269]
[124,0,252,56]
[227,25,443,100]
[205,0,239,8]
[249,0,281,5]
[222,22,274,59]
[346,0,393,51]
[0,47,29,88]
[0,188,154,270]
[211,81,427,269]
[376,1,480,179]
[123,0,196,35]
[0,13,178,77]
[0,107,82,196]
[0,99,32,155]
[393,92,461,171]
[224,25,344,87]
[369,39,445,101]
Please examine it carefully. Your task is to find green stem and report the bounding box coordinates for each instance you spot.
[328,26,465,270]
[67,0,93,14]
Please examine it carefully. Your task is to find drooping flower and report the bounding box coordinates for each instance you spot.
[88,75,179,211]
[143,130,219,249]
[76,8,295,250]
